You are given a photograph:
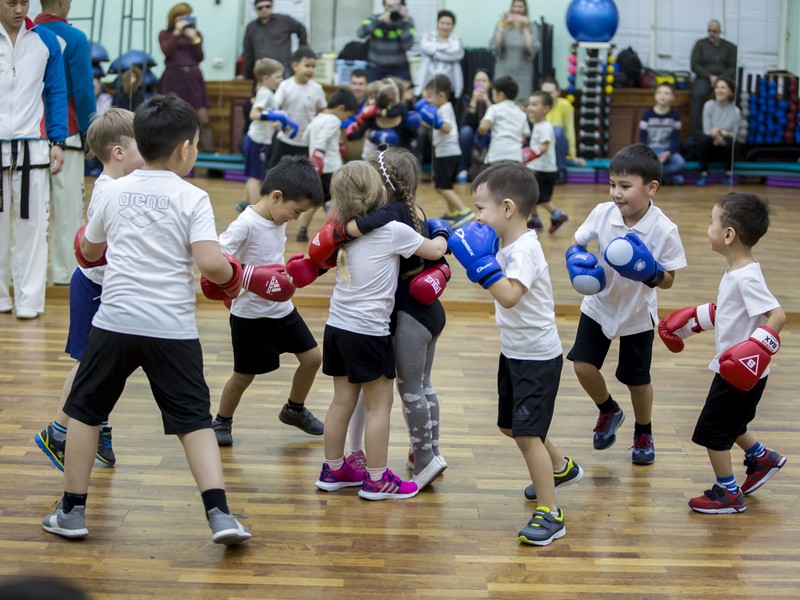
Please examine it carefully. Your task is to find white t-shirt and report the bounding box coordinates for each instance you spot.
[710,261,780,375]
[574,201,687,339]
[80,173,113,285]
[528,120,557,173]
[432,101,460,158]
[483,99,529,164]
[307,112,343,174]
[247,86,277,145]
[495,231,562,360]
[361,137,377,160]
[326,221,424,336]
[272,77,327,147]
[219,207,294,320]
[85,170,219,339]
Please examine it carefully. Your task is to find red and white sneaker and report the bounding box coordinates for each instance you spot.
[741,450,786,495]
[315,460,365,491]
[359,469,419,500]
[688,484,745,514]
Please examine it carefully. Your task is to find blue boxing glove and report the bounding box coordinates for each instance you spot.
[414,98,431,113]
[368,129,399,146]
[418,103,444,129]
[566,244,606,295]
[426,217,452,240]
[404,110,422,131]
[447,221,503,289]
[604,232,665,288]
[261,109,299,139]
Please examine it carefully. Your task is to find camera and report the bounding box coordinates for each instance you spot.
[389,5,403,21]
[182,16,196,28]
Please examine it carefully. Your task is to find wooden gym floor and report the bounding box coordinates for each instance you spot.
[0,175,798,599]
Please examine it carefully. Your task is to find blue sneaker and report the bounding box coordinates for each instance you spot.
[593,408,625,450]
[456,169,468,183]
[670,174,684,186]
[721,176,733,186]
[696,175,709,186]
[631,433,655,465]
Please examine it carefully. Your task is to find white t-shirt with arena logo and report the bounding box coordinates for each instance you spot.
[85,169,219,339]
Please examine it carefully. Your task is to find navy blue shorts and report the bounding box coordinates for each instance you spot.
[243,133,271,181]
[64,268,102,361]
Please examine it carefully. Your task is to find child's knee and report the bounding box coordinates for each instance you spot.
[573,360,598,380]
[298,347,322,371]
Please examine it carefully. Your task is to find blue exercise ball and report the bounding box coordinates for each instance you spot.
[566,0,619,43]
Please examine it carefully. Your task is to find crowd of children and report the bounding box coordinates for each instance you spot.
[37,43,786,551]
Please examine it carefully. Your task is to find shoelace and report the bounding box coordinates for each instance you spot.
[593,411,616,433]
[631,433,653,450]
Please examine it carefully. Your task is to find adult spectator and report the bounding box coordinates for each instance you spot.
[492,0,540,100]
[695,78,742,187]
[357,0,415,82]
[414,9,464,99]
[159,3,214,152]
[0,0,67,319]
[35,0,96,286]
[455,68,493,182]
[243,0,307,79]
[690,19,737,136]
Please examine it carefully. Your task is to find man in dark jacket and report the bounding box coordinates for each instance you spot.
[690,19,737,135]
[243,0,307,78]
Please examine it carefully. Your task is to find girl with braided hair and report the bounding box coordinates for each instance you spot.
[339,146,454,491]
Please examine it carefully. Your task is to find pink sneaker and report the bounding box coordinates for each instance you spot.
[315,460,365,491]
[358,468,419,500]
[345,449,367,470]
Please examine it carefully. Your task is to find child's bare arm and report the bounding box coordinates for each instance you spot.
[478,118,491,136]
[415,237,447,260]
[487,277,527,309]
[764,306,787,334]
[192,240,234,283]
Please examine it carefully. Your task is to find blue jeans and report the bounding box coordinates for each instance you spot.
[367,64,411,82]
[553,125,568,172]
[458,126,490,172]
[652,147,686,177]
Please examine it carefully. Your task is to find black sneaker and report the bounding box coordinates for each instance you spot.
[96,426,116,466]
[35,425,66,471]
[524,456,584,500]
[295,227,309,242]
[213,416,233,446]
[279,404,324,435]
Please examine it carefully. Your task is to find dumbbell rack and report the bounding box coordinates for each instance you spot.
[742,73,799,146]
[567,42,614,159]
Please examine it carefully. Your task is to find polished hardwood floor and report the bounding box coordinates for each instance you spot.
[0,176,797,599]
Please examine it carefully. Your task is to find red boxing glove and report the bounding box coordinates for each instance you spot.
[74,224,107,268]
[200,254,243,301]
[356,104,379,127]
[522,146,542,164]
[339,140,347,160]
[719,326,780,391]
[658,303,716,353]
[308,221,351,269]
[409,263,451,305]
[310,148,326,175]
[344,121,359,139]
[285,253,322,288]
[241,263,295,302]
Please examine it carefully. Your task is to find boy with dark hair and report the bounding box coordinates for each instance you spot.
[417,74,474,228]
[212,155,326,446]
[41,94,251,545]
[267,46,327,172]
[478,75,529,166]
[295,88,358,241]
[524,91,569,233]
[565,143,686,465]
[659,192,786,513]
[638,83,686,185]
[448,163,583,546]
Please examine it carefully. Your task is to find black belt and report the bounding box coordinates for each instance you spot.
[0,140,51,219]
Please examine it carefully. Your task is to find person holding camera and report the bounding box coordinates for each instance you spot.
[159,3,214,152]
[493,0,540,100]
[357,0,416,82]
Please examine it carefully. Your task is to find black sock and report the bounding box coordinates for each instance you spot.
[62,492,87,513]
[598,396,618,414]
[634,422,652,435]
[201,489,229,516]
[215,414,232,423]
[286,399,304,413]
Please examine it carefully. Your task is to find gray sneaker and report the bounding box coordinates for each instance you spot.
[524,456,584,501]
[279,405,324,435]
[42,502,89,539]
[518,507,566,546]
[207,507,252,545]
[213,416,233,446]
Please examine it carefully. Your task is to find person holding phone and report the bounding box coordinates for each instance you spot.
[159,3,214,152]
